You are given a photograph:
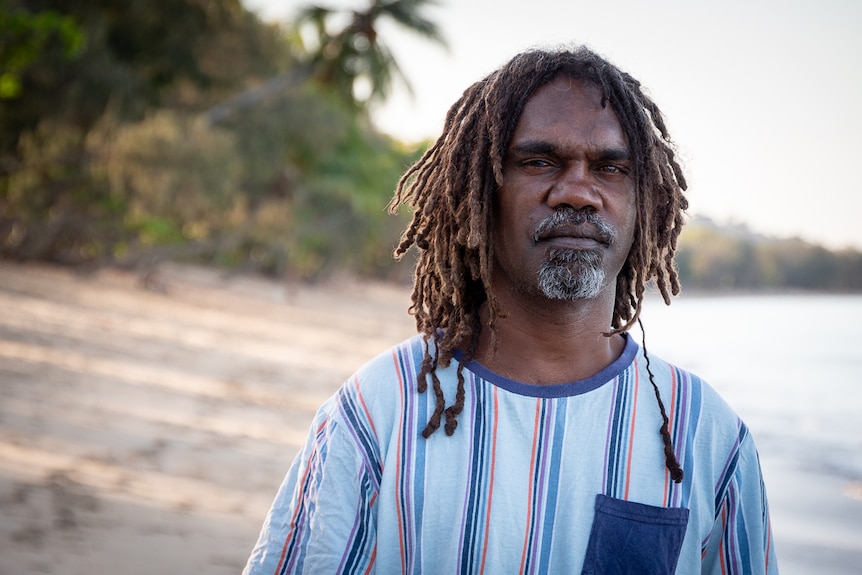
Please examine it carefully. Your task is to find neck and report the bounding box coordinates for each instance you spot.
[473,287,626,385]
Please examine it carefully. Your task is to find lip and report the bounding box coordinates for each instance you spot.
[534,224,611,247]
[541,235,605,250]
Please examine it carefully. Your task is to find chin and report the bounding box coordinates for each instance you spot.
[537,264,606,301]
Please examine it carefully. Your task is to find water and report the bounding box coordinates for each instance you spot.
[634,293,862,574]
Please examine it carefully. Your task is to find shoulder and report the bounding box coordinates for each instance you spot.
[322,333,427,431]
[636,347,739,424]
[350,333,427,397]
[302,334,426,467]
[633,346,750,464]
[631,347,769,499]
[312,334,426,420]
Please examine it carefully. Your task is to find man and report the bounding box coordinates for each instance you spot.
[244,46,777,574]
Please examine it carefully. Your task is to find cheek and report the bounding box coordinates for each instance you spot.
[613,198,638,254]
[624,207,638,243]
[494,187,525,235]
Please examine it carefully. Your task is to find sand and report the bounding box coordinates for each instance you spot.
[0,262,415,574]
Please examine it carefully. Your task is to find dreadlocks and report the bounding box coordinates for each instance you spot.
[388,46,688,482]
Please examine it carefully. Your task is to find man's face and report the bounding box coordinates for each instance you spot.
[492,76,637,303]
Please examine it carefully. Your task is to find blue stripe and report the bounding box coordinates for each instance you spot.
[605,369,630,498]
[396,344,415,571]
[680,371,701,509]
[338,387,381,486]
[733,480,753,572]
[340,471,375,574]
[714,424,748,514]
[537,400,567,573]
[523,400,549,573]
[282,421,331,574]
[460,378,488,572]
[407,347,427,575]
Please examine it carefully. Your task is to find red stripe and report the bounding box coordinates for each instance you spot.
[479,387,499,574]
[624,363,639,500]
[353,376,378,442]
[518,399,543,572]
[362,545,377,575]
[391,350,407,569]
[663,368,678,506]
[719,506,728,575]
[274,419,327,574]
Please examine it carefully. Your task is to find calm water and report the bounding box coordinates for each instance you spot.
[635,293,862,574]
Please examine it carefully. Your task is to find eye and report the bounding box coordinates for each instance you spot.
[521,158,556,170]
[597,163,629,176]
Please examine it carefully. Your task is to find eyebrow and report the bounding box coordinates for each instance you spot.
[509,140,559,157]
[508,140,631,161]
[595,148,631,162]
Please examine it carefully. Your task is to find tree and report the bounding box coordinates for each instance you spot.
[295,0,446,107]
[0,5,84,100]
[0,0,435,280]
[675,217,862,292]
[0,0,290,262]
[207,0,447,123]
[1,0,288,155]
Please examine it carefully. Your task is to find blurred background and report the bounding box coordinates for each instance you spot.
[1,0,860,573]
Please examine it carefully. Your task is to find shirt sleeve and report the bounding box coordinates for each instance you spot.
[701,429,778,574]
[243,389,380,575]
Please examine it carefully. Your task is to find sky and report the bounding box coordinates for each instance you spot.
[242,0,862,250]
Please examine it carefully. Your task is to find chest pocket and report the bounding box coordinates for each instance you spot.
[581,494,690,575]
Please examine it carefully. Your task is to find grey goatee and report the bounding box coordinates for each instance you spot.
[533,208,616,301]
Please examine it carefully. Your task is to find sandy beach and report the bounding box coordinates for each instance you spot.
[1,262,860,574]
[0,262,415,574]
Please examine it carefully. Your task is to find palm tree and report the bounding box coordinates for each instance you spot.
[206,0,446,123]
[296,0,447,107]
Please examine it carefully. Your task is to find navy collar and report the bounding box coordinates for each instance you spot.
[452,333,637,398]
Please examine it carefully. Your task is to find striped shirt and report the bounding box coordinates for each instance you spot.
[244,333,777,574]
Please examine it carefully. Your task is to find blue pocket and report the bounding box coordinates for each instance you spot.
[581,494,689,574]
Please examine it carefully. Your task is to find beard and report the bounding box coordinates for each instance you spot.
[537,247,605,300]
[533,208,614,300]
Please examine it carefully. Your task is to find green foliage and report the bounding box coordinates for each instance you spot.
[1,118,115,262]
[219,81,422,279]
[676,217,862,292]
[0,0,427,280]
[0,0,289,156]
[91,111,243,250]
[298,110,421,277]
[0,6,84,99]
[0,0,290,263]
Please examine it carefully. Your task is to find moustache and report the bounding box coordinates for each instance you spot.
[532,208,615,246]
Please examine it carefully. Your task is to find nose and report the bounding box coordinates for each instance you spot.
[547,162,603,212]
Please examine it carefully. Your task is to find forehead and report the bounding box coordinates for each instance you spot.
[510,77,628,151]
